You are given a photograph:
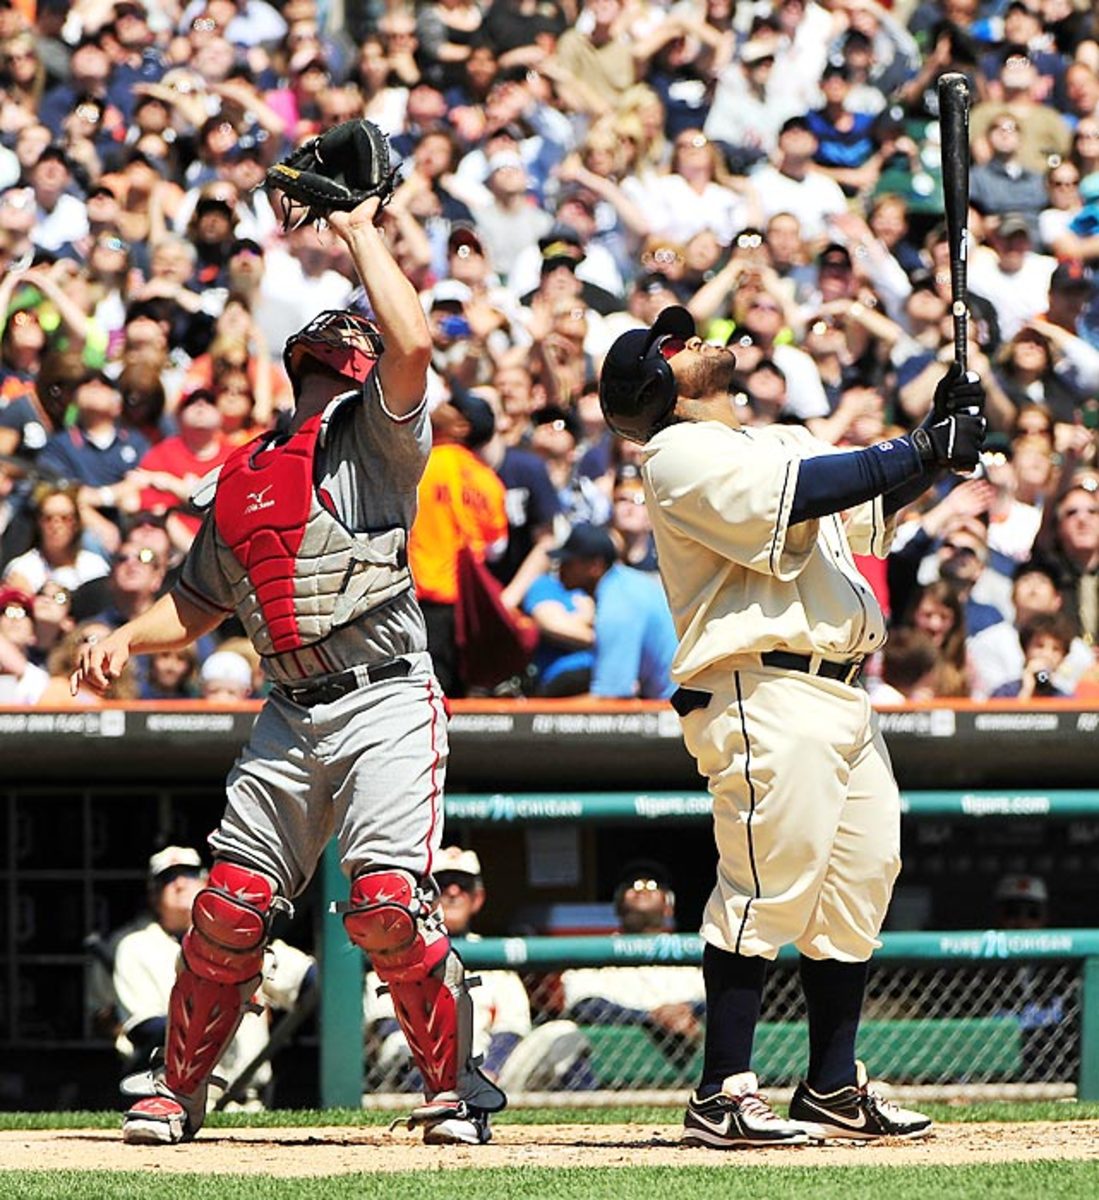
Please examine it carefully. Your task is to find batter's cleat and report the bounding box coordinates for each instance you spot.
[421,1103,493,1146]
[683,1072,819,1149]
[788,1061,933,1141]
[122,1095,192,1145]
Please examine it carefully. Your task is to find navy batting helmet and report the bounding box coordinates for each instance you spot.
[598,306,695,443]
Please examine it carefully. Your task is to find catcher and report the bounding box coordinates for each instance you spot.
[72,121,506,1147]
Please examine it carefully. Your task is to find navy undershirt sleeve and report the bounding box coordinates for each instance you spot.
[789,438,925,525]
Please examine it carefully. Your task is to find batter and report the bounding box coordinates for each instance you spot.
[72,195,506,1148]
[598,306,985,1147]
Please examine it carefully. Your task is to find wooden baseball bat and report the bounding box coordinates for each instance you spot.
[938,72,971,374]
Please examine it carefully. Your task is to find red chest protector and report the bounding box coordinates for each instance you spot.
[214,414,327,653]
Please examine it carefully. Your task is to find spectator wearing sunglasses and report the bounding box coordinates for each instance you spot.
[0,584,49,703]
[1036,474,1099,646]
[80,540,168,634]
[1,482,109,598]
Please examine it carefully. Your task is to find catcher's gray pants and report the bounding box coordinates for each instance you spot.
[209,652,448,897]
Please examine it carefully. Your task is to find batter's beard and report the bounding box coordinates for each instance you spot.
[677,349,740,399]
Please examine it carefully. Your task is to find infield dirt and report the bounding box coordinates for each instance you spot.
[3,1121,1099,1177]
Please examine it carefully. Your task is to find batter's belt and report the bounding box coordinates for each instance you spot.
[670,650,865,717]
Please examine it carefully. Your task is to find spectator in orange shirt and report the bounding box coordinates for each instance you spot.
[410,393,507,695]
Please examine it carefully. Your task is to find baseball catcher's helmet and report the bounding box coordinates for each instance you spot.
[598,306,695,443]
[283,310,384,396]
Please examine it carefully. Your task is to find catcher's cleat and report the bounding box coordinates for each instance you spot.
[683,1072,820,1149]
[788,1061,933,1140]
[421,1102,493,1146]
[122,1095,193,1145]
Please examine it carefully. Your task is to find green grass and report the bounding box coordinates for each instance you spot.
[4,1164,1099,1200]
[3,1100,1099,1131]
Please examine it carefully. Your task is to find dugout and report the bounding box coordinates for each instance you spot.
[1,698,1097,1109]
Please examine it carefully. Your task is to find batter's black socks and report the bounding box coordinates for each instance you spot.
[697,943,768,1098]
[799,955,870,1094]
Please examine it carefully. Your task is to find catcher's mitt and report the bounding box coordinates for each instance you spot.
[266,118,399,230]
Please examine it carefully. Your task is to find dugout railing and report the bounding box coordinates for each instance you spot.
[319,784,1099,1108]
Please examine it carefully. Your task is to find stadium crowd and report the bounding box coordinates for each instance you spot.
[1,0,1098,704]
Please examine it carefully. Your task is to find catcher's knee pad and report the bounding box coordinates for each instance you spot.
[342,869,449,982]
[183,861,276,985]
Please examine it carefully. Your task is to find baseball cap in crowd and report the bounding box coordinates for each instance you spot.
[818,242,853,270]
[739,38,777,66]
[448,223,485,256]
[635,271,679,297]
[148,845,203,885]
[549,523,618,564]
[486,150,524,176]
[429,279,472,309]
[532,403,583,441]
[449,391,496,450]
[226,133,267,163]
[994,874,1048,905]
[200,650,253,693]
[995,213,1031,238]
[540,224,585,272]
[614,858,673,897]
[0,585,34,616]
[1050,260,1093,292]
[229,237,263,258]
[195,193,234,216]
[435,845,483,884]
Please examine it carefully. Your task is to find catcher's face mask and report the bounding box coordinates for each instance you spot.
[283,310,384,394]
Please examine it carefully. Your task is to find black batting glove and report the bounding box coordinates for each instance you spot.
[911,411,987,473]
[931,362,986,420]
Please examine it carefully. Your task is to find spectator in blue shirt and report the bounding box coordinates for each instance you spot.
[37,369,149,490]
[549,523,678,699]
[807,63,882,197]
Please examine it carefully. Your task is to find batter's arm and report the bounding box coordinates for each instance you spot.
[70,590,224,696]
[327,197,433,418]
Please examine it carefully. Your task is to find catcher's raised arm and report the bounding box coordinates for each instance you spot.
[267,120,430,415]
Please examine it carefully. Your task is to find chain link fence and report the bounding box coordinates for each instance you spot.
[363,960,1082,1097]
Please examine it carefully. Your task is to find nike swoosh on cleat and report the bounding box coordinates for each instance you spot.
[688,1110,732,1137]
[798,1099,869,1130]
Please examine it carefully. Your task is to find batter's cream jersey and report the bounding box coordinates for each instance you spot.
[178,371,431,671]
[641,420,895,682]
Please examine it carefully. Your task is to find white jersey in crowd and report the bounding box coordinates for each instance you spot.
[559,964,704,1011]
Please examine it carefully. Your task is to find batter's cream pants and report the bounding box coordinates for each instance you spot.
[679,663,900,962]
